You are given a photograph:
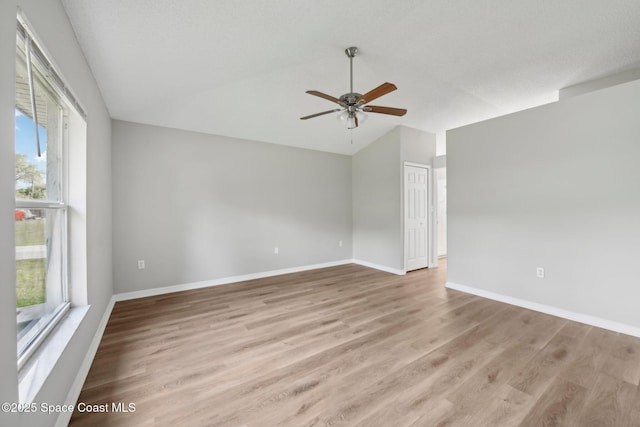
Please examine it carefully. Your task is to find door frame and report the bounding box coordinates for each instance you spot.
[403,162,434,272]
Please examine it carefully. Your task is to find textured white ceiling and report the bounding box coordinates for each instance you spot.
[61,0,640,155]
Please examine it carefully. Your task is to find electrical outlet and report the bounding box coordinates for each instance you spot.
[339,240,343,247]
[137,260,145,270]
[274,247,279,255]
[536,267,545,278]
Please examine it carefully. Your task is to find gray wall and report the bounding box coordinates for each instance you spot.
[400,126,436,165]
[352,127,403,270]
[0,1,113,426]
[447,78,640,329]
[112,120,352,293]
[436,167,447,257]
[352,126,436,272]
[0,4,18,421]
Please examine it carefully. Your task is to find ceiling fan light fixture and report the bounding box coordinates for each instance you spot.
[339,111,367,129]
[338,110,367,129]
[346,113,357,130]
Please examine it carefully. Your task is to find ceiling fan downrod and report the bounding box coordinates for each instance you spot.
[345,46,358,94]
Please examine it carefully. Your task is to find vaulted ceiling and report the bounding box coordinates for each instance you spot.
[61,0,640,155]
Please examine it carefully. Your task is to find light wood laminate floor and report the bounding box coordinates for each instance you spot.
[70,261,640,426]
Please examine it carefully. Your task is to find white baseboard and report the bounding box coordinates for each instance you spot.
[446,281,640,338]
[55,296,116,427]
[114,259,354,301]
[352,259,406,276]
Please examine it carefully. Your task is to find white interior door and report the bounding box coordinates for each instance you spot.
[405,164,429,271]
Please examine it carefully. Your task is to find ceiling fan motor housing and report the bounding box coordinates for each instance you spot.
[339,93,363,112]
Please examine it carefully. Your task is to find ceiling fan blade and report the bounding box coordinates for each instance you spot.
[300,109,342,120]
[356,82,397,104]
[306,90,342,105]
[364,105,407,116]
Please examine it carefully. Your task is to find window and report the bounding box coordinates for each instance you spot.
[15,17,86,368]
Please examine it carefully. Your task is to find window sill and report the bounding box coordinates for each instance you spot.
[18,305,89,403]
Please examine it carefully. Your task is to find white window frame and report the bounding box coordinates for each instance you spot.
[15,16,82,370]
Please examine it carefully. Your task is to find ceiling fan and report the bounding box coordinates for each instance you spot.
[300,47,407,129]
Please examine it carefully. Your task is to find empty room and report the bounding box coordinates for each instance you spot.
[3,1,640,426]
